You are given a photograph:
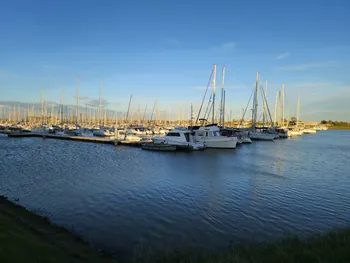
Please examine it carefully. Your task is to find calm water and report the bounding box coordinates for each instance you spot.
[1,131,350,259]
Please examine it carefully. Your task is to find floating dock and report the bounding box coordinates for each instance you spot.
[4,132,153,146]
[6,132,116,144]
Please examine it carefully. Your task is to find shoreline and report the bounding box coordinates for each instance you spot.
[1,195,349,262]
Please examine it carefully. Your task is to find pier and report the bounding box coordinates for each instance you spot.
[3,131,153,146]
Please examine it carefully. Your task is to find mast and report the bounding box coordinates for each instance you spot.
[142,104,148,124]
[281,84,285,127]
[76,76,80,124]
[274,91,279,126]
[41,89,44,126]
[99,81,103,125]
[211,64,217,124]
[125,94,133,124]
[252,72,259,129]
[262,80,267,126]
[220,65,225,126]
[296,95,300,128]
[220,66,226,126]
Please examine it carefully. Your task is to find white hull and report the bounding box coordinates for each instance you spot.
[249,132,275,141]
[200,137,237,149]
[123,135,141,142]
[288,130,302,137]
[303,129,317,134]
[93,130,114,137]
[241,136,252,144]
[153,138,204,150]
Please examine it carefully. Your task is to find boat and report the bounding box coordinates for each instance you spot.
[302,128,317,134]
[315,125,328,131]
[287,128,302,137]
[123,134,142,142]
[248,130,276,141]
[193,124,238,148]
[141,143,177,151]
[93,128,114,137]
[152,128,205,150]
[275,128,288,139]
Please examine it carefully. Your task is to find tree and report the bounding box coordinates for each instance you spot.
[320,120,327,124]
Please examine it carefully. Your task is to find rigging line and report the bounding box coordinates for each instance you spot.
[195,68,214,124]
[239,89,254,127]
[261,86,274,125]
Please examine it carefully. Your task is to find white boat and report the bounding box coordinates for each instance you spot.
[193,125,238,149]
[303,128,317,134]
[248,131,275,141]
[152,128,205,150]
[93,128,114,137]
[287,129,302,137]
[123,134,142,142]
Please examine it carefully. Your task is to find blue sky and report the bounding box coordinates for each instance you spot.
[0,0,349,121]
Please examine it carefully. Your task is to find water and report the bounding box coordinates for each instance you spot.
[1,131,350,259]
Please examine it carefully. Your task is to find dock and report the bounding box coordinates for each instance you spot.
[4,132,153,146]
[6,132,116,144]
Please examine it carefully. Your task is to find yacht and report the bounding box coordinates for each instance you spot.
[287,128,302,137]
[302,128,317,134]
[93,128,114,137]
[152,128,205,150]
[193,124,238,149]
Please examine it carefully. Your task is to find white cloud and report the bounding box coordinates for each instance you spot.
[276,52,291,60]
[278,61,336,71]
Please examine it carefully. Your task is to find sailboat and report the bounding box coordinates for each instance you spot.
[193,64,238,148]
[248,72,276,141]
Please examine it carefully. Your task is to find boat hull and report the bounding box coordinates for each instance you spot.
[249,132,275,141]
[201,138,238,149]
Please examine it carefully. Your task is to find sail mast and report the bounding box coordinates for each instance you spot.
[220,65,225,126]
[281,84,285,127]
[252,72,259,129]
[211,64,217,124]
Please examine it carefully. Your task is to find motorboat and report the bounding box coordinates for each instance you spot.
[275,128,288,139]
[302,128,317,134]
[248,129,276,141]
[192,124,238,149]
[287,128,302,137]
[152,128,205,150]
[93,128,114,137]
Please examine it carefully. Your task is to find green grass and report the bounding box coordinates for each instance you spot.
[1,195,350,263]
[328,126,350,130]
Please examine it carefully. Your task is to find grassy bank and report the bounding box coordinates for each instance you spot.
[1,196,350,263]
[328,126,350,130]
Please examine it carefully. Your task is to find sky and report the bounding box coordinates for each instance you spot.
[0,0,349,121]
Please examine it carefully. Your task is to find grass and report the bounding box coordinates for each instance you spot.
[1,195,350,263]
[328,126,350,130]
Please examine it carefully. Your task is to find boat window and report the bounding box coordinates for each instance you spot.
[197,131,204,136]
[184,132,190,142]
[167,132,181,137]
[206,132,209,137]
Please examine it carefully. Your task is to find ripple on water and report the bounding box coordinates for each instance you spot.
[0,131,350,259]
